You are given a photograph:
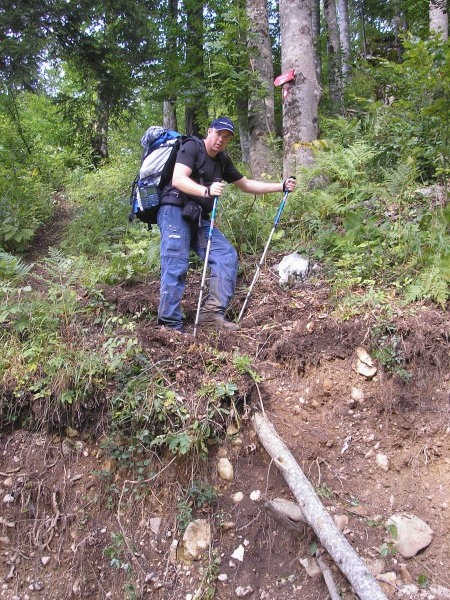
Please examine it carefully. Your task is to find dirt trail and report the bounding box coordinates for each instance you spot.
[1,210,449,599]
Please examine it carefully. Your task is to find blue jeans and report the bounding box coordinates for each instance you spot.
[157,204,238,330]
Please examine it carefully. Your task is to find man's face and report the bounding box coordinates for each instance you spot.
[208,128,233,152]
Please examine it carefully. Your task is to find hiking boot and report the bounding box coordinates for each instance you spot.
[197,310,239,331]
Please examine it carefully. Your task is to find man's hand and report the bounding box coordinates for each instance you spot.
[283,177,296,192]
[209,180,226,197]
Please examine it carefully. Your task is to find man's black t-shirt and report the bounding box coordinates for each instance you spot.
[176,138,243,186]
[161,138,243,213]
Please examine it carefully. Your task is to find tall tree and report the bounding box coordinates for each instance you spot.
[324,0,343,111]
[337,0,351,82]
[163,0,179,131]
[429,0,448,39]
[246,0,276,177]
[279,0,321,172]
[184,0,208,135]
[311,0,322,82]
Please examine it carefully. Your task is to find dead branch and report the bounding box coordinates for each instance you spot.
[252,411,388,600]
[316,550,342,600]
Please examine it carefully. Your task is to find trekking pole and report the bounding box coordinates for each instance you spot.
[194,194,220,337]
[237,185,293,323]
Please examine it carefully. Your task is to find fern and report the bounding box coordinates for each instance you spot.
[0,250,32,280]
[405,261,449,307]
[383,160,418,197]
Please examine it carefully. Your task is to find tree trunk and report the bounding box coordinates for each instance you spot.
[337,0,351,82]
[311,0,322,83]
[91,93,109,163]
[163,0,178,131]
[393,1,407,62]
[430,0,448,40]
[236,94,251,165]
[324,0,343,111]
[163,100,177,131]
[246,0,276,178]
[253,412,389,600]
[184,0,208,135]
[360,0,367,59]
[279,0,321,173]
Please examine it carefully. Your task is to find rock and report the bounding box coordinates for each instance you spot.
[367,558,385,577]
[235,585,254,597]
[149,517,161,535]
[179,520,211,561]
[217,573,228,582]
[333,514,349,531]
[351,387,364,403]
[396,584,419,597]
[385,513,434,558]
[298,557,322,578]
[232,492,244,503]
[429,584,450,599]
[41,556,50,566]
[376,453,389,471]
[218,457,234,481]
[377,572,397,598]
[354,347,377,379]
[249,490,261,501]
[268,498,305,522]
[231,544,245,562]
[0,536,11,545]
[276,252,309,286]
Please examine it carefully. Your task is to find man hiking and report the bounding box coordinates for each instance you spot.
[157,116,296,333]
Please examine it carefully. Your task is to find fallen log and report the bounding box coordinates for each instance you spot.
[253,411,388,600]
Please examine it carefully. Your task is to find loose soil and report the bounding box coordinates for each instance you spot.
[1,214,449,600]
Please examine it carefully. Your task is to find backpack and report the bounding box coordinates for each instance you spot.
[128,126,204,227]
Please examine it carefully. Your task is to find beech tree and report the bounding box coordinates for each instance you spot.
[246,0,276,177]
[337,0,351,82]
[184,0,208,135]
[429,0,448,39]
[279,0,321,172]
[324,0,343,111]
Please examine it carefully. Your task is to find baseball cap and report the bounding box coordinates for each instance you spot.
[209,117,235,135]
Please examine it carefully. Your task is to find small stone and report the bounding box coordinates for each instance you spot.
[3,477,13,487]
[232,492,244,504]
[231,544,245,562]
[3,494,14,504]
[218,574,228,582]
[377,571,397,586]
[299,557,322,578]
[218,458,234,481]
[376,453,389,471]
[235,585,254,597]
[333,514,349,532]
[249,490,261,501]
[149,517,162,535]
[41,556,50,566]
[351,387,364,403]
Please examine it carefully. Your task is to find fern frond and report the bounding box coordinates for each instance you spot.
[404,262,449,307]
[0,250,32,280]
[383,161,418,196]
